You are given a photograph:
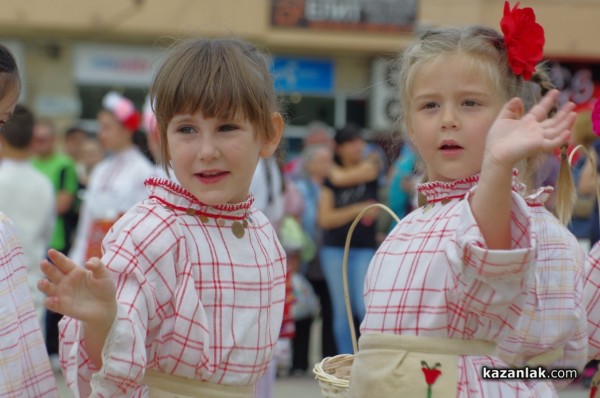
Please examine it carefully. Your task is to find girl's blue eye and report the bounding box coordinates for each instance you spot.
[463,100,480,107]
[178,126,195,134]
[422,102,438,110]
[220,124,238,132]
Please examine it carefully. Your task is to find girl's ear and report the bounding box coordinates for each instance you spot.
[259,112,284,158]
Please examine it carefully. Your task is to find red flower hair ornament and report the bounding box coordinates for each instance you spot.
[102,91,141,133]
[500,1,545,81]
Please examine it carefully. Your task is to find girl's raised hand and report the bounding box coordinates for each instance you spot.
[484,89,575,171]
[38,249,117,327]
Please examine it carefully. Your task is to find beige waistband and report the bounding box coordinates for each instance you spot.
[143,370,254,398]
[359,333,496,356]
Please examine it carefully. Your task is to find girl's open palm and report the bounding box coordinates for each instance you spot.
[484,89,575,170]
[38,249,117,327]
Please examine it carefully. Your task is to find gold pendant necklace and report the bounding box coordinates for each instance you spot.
[189,208,250,239]
[154,196,251,239]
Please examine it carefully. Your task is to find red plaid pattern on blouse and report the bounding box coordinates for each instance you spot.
[0,213,58,397]
[585,241,600,360]
[497,187,587,393]
[59,178,286,397]
[361,174,541,397]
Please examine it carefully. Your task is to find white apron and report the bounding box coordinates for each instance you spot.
[349,334,496,398]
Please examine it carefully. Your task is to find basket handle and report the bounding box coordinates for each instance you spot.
[342,203,401,354]
[569,144,600,227]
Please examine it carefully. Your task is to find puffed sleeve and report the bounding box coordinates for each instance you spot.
[447,190,536,338]
[59,204,186,397]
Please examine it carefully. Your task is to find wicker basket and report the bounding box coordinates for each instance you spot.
[313,354,354,398]
[313,204,400,398]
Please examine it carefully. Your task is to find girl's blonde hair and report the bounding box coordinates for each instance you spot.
[149,37,281,172]
[572,110,596,148]
[396,26,574,223]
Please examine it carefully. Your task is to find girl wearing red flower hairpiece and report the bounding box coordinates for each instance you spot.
[68,91,155,267]
[348,2,585,398]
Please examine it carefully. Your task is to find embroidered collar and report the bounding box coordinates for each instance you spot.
[417,170,524,204]
[145,177,254,238]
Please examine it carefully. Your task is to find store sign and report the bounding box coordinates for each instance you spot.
[35,95,80,117]
[271,0,417,33]
[271,57,334,94]
[550,60,600,109]
[74,43,163,87]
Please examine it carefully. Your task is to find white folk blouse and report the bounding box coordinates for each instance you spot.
[59,178,286,397]
[361,174,544,397]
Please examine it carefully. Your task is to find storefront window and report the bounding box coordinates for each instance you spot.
[283,94,335,126]
[346,98,366,128]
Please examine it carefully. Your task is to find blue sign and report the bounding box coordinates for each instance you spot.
[271,57,334,94]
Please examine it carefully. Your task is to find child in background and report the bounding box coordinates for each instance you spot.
[0,104,55,324]
[0,43,58,397]
[349,3,578,397]
[38,37,285,398]
[68,91,154,265]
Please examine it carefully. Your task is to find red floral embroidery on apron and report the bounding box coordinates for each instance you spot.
[421,361,442,398]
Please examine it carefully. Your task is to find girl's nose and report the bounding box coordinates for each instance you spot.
[197,135,220,161]
[441,109,459,130]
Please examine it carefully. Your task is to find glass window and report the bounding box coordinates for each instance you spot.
[283,94,335,126]
[346,98,366,128]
